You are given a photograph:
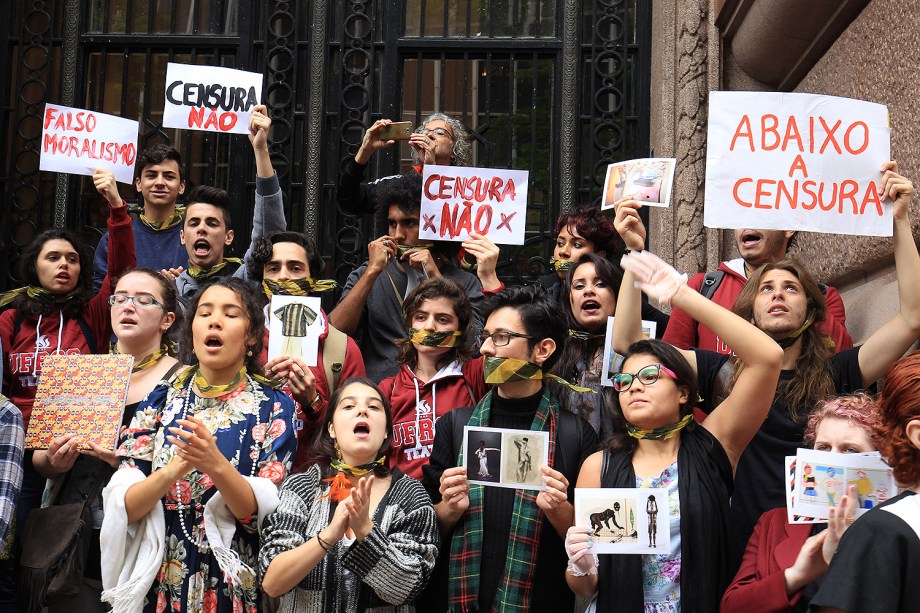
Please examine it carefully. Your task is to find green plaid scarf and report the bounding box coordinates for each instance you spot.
[448,387,558,612]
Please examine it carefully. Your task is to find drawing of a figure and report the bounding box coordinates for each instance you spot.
[853,470,873,507]
[513,437,533,482]
[823,467,843,506]
[802,464,817,497]
[646,494,659,548]
[474,441,500,478]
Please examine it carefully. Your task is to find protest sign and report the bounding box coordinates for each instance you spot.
[418,164,529,245]
[163,62,263,135]
[602,158,676,209]
[575,488,671,554]
[267,295,323,366]
[704,92,891,236]
[40,104,139,184]
[462,426,549,491]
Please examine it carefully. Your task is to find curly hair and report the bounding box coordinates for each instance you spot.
[373,172,423,216]
[802,392,880,448]
[410,113,473,167]
[312,377,393,477]
[12,228,93,318]
[554,206,624,257]
[395,277,475,369]
[247,231,324,285]
[731,259,833,422]
[181,277,265,376]
[606,339,699,454]
[876,351,920,487]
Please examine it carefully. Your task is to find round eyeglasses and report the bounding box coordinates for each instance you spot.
[109,294,164,308]
[417,127,454,139]
[611,364,678,393]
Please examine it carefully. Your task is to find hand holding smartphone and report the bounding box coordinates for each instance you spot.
[378,121,413,141]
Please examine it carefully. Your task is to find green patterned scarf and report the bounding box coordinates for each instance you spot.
[407,328,461,348]
[262,277,338,298]
[448,387,558,612]
[138,207,184,231]
[186,257,244,280]
[0,286,82,309]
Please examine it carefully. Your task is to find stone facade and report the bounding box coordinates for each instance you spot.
[648,0,920,344]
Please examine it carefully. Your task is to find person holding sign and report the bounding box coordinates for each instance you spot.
[172,104,286,301]
[330,173,486,383]
[721,393,876,613]
[258,377,439,611]
[656,214,852,354]
[102,277,296,613]
[92,144,188,292]
[811,353,920,613]
[420,285,598,612]
[247,230,366,473]
[379,277,488,479]
[612,163,920,549]
[336,113,472,216]
[0,168,134,610]
[565,249,783,612]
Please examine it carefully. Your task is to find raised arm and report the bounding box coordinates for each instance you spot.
[621,251,783,470]
[611,198,650,355]
[336,120,398,215]
[244,105,286,267]
[856,163,919,385]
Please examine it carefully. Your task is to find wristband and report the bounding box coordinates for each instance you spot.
[316,533,332,552]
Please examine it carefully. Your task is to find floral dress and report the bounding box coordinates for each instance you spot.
[118,373,297,613]
[637,461,681,613]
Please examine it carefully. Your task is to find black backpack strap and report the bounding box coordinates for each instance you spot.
[699,270,726,301]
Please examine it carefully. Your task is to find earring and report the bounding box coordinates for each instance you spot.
[246,347,253,357]
[333,440,343,461]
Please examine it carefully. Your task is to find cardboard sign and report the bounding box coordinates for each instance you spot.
[26,354,134,450]
[602,158,676,209]
[575,488,671,554]
[267,295,323,366]
[419,164,529,245]
[162,62,263,135]
[39,104,139,184]
[705,92,891,237]
[462,426,549,490]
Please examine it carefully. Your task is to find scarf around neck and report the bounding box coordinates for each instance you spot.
[138,207,184,232]
[186,257,243,281]
[448,387,558,612]
[261,277,338,298]
[0,286,82,309]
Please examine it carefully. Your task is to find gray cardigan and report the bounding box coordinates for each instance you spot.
[259,464,439,613]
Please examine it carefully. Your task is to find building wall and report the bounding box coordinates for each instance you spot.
[648,0,920,345]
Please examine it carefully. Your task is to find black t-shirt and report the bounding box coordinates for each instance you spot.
[420,388,598,612]
[809,490,920,613]
[694,347,864,547]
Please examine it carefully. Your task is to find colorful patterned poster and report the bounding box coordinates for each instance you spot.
[26,353,133,450]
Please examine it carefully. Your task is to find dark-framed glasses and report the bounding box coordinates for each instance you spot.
[417,127,454,139]
[478,331,533,347]
[109,294,164,308]
[612,364,678,393]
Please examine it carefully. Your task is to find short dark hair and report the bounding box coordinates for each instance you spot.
[482,285,566,371]
[374,172,422,217]
[136,144,183,181]
[247,231,324,285]
[312,377,393,477]
[395,277,475,369]
[554,206,623,256]
[14,228,93,317]
[181,277,265,375]
[185,185,232,228]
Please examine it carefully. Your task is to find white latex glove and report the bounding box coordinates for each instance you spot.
[565,526,599,576]
[620,250,688,307]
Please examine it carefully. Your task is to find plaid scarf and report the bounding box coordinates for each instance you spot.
[261,277,338,298]
[186,257,243,280]
[448,387,558,612]
[138,207,184,231]
[484,356,595,393]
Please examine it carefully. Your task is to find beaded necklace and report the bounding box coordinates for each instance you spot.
[172,373,261,547]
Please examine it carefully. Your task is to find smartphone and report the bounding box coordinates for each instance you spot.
[378,121,413,141]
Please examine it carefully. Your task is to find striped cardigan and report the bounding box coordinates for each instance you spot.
[259,464,439,612]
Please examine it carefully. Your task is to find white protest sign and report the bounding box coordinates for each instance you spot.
[267,296,323,366]
[704,92,891,236]
[39,104,139,184]
[162,62,262,135]
[419,164,529,245]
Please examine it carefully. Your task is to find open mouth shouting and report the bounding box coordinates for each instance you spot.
[353,421,371,439]
[580,298,602,316]
[738,230,763,250]
[203,333,224,351]
[193,238,212,259]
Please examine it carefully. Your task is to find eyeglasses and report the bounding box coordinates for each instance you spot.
[611,364,678,393]
[417,127,454,139]
[109,294,164,308]
[478,331,533,347]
